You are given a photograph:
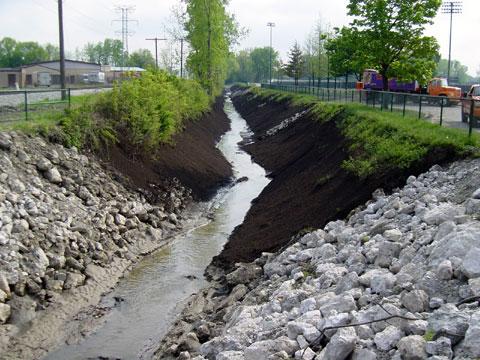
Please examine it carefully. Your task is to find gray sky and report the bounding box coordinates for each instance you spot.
[1,0,479,76]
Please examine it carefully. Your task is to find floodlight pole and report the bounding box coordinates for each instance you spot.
[267,22,275,85]
[447,3,453,82]
[442,1,462,84]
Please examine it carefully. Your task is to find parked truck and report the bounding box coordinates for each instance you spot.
[426,78,462,105]
[359,70,462,104]
[461,84,480,126]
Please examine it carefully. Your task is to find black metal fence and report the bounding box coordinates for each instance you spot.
[0,87,110,124]
[262,83,480,137]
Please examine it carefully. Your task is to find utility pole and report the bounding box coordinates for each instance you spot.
[441,1,462,84]
[114,6,137,68]
[180,38,184,78]
[146,37,167,69]
[57,0,66,98]
[267,22,275,85]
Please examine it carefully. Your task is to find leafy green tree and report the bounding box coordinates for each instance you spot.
[82,39,124,65]
[325,27,369,81]
[435,59,470,84]
[226,50,253,83]
[185,0,239,96]
[44,43,59,61]
[284,42,305,85]
[250,47,278,83]
[346,0,441,89]
[128,49,155,69]
[0,37,53,67]
[302,21,330,85]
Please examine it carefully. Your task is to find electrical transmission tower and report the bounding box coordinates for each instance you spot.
[113,6,138,67]
[441,1,462,83]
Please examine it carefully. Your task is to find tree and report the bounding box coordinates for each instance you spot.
[44,44,59,61]
[185,0,240,96]
[284,42,305,85]
[82,39,124,65]
[325,27,369,81]
[226,50,253,83]
[302,21,330,86]
[0,37,53,67]
[250,47,278,83]
[128,49,155,69]
[435,59,470,84]
[345,0,441,90]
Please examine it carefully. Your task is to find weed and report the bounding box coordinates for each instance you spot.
[316,174,333,187]
[423,329,435,342]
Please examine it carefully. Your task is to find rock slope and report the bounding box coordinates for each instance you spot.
[0,131,192,354]
[157,158,480,360]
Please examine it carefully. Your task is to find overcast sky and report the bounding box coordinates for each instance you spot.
[1,0,479,76]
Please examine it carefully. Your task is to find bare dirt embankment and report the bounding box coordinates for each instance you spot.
[213,89,458,269]
[99,97,233,202]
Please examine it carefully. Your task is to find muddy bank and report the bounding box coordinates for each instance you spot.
[100,97,233,201]
[213,89,457,269]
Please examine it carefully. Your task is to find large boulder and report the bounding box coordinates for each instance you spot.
[397,335,427,360]
[316,327,356,360]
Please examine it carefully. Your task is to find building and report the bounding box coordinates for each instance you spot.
[0,60,103,88]
[101,66,146,83]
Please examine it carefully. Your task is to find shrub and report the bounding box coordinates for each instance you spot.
[63,70,210,151]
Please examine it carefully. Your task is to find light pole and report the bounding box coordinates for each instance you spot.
[267,22,275,85]
[441,1,462,84]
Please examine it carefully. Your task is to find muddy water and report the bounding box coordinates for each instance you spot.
[45,95,269,360]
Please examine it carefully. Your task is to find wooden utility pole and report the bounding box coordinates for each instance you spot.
[146,37,167,69]
[58,0,66,98]
[180,38,184,78]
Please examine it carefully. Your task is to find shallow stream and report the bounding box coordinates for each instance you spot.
[45,95,269,360]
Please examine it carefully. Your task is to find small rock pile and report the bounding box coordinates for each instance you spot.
[0,132,191,331]
[158,159,480,360]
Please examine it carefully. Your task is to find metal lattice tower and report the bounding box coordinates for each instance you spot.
[113,6,138,67]
[441,1,462,83]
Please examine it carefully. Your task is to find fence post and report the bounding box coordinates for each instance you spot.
[24,91,28,121]
[381,92,384,111]
[469,99,475,137]
[390,94,394,112]
[403,94,407,117]
[68,88,71,108]
[439,97,444,126]
[418,96,422,119]
[359,91,362,104]
[373,92,376,108]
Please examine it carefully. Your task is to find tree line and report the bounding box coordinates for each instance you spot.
[227,0,478,88]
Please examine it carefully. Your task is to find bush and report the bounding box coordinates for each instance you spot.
[63,70,210,151]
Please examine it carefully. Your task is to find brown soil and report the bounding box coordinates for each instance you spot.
[212,91,457,269]
[98,97,233,201]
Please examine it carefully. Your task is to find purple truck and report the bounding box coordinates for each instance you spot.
[362,69,421,93]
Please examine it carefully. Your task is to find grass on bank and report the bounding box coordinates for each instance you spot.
[1,70,210,151]
[246,86,479,178]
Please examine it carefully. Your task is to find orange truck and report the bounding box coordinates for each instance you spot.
[426,78,462,104]
[461,85,480,125]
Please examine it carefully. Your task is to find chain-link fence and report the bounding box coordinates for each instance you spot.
[262,83,480,137]
[0,87,111,124]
